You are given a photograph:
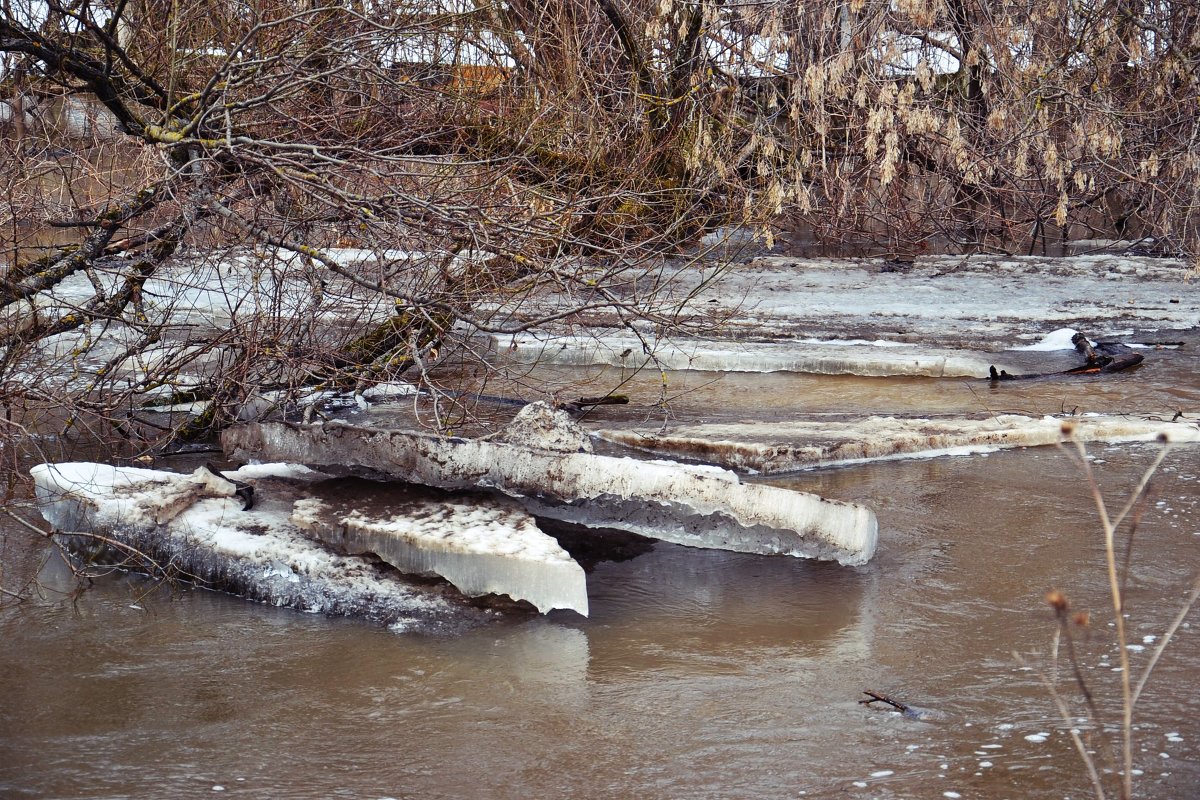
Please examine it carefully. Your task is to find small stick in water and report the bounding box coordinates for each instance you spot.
[859,690,910,713]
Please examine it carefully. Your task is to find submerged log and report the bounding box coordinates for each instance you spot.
[221,405,879,565]
[1064,332,1145,374]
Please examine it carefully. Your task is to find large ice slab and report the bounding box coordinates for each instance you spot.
[291,485,588,616]
[597,414,1200,474]
[503,333,1001,378]
[221,417,879,565]
[29,462,497,633]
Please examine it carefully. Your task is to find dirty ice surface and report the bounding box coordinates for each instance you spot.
[500,253,1197,378]
[291,484,588,616]
[13,251,1194,414]
[598,414,1200,474]
[29,462,496,633]
[221,414,879,565]
[504,333,996,378]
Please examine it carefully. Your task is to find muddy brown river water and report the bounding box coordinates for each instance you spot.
[2,347,1199,798]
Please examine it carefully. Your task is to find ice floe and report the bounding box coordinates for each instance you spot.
[221,407,879,565]
[30,462,499,633]
[597,414,1200,474]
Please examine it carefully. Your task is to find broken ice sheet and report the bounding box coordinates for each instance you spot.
[30,462,497,633]
[222,415,878,565]
[292,479,588,616]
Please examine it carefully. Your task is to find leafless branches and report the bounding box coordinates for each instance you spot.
[1,1,1197,454]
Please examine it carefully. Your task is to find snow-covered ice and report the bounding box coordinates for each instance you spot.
[498,253,1197,356]
[504,332,999,378]
[221,415,879,565]
[30,462,498,633]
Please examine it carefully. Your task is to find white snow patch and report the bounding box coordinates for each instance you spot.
[361,382,420,400]
[226,463,322,481]
[140,400,212,415]
[263,559,300,582]
[1011,328,1082,351]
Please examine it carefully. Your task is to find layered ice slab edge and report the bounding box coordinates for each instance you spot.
[291,493,588,616]
[222,421,879,565]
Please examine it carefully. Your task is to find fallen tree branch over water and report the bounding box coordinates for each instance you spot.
[2,1,755,456]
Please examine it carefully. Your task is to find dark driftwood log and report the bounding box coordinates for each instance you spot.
[988,331,1145,381]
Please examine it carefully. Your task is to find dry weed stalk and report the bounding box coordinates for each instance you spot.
[1017,429,1200,800]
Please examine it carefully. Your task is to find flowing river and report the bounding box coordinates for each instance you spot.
[2,325,1199,798]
